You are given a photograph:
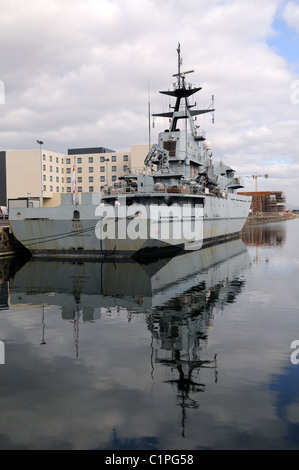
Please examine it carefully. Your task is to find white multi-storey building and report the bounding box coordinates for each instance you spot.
[0,144,148,207]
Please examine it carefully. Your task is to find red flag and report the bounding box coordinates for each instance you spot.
[72,166,76,204]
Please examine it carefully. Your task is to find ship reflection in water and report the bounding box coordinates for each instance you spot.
[7,236,251,439]
[0,222,297,450]
[10,237,251,315]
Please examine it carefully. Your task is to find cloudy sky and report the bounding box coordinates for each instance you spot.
[0,0,299,204]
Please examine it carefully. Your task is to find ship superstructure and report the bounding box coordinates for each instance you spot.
[9,44,251,259]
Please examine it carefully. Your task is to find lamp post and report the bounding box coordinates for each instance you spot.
[37,140,43,207]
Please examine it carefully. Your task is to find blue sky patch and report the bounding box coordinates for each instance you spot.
[267,4,299,70]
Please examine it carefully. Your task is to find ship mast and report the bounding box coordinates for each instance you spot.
[152,43,215,135]
[177,42,182,89]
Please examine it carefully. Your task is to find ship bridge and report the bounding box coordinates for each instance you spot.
[152,43,215,176]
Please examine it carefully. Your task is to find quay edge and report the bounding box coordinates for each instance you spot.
[0,223,30,257]
[244,213,299,225]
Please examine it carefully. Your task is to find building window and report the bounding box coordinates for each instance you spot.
[67,177,71,183]
[112,156,116,162]
[89,186,94,192]
[50,156,53,162]
[43,165,46,171]
[50,186,53,191]
[43,155,46,161]
[89,157,93,163]
[78,186,82,192]
[100,166,105,172]
[62,187,64,192]
[78,167,82,173]
[56,187,59,192]
[56,157,59,163]
[89,167,93,173]
[50,176,53,182]
[123,155,128,161]
[56,167,59,173]
[112,166,117,172]
[61,178,64,183]
[67,187,71,192]
[78,177,82,183]
[89,176,94,182]
[56,177,59,182]
[43,185,46,191]
[112,175,116,181]
[66,158,71,164]
[77,157,82,164]
[123,165,128,171]
[43,175,46,181]
[100,156,105,162]
[61,158,64,164]
[100,176,105,182]
[50,166,53,172]
[66,168,71,173]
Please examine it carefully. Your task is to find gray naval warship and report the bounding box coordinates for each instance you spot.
[9,44,251,259]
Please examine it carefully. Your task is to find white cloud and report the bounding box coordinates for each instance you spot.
[0,0,299,203]
[283,1,299,33]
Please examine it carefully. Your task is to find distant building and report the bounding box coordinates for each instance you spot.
[0,144,148,207]
[238,191,286,213]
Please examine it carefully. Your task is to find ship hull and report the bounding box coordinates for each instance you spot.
[9,193,251,259]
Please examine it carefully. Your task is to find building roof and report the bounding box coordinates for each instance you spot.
[67,147,115,155]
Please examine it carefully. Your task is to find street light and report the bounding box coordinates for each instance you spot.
[37,140,43,207]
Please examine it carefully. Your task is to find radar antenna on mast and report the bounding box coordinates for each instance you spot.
[177,42,182,87]
[173,42,194,88]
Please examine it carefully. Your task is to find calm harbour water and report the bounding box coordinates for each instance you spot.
[0,219,299,450]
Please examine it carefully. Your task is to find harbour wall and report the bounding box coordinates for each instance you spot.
[245,213,299,225]
[0,224,29,257]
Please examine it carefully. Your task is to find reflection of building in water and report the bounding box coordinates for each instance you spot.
[0,255,29,310]
[241,223,286,247]
[0,282,8,311]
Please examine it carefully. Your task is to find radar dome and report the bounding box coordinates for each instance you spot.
[203,141,212,150]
